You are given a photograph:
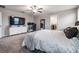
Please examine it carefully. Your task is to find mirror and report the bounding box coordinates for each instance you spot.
[40,19,45,29]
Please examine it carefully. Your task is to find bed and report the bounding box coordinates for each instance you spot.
[22,29,79,53]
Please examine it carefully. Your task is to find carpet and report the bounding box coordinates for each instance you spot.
[0,33,31,53]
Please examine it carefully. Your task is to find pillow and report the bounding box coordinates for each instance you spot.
[64,27,78,39]
[75,21,79,26]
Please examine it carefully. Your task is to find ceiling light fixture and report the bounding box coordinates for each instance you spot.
[23,5,43,14]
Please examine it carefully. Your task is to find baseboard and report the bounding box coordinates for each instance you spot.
[0,32,27,39]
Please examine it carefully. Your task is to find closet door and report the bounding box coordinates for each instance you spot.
[0,12,2,38]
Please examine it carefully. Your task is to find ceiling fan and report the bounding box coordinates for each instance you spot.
[23,5,43,13]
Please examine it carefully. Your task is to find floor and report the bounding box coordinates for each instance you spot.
[0,33,31,53]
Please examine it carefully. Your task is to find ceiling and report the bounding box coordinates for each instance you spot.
[3,5,78,16]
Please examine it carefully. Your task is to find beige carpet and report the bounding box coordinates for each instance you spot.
[0,33,31,53]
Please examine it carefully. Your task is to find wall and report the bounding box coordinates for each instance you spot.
[34,14,51,30]
[0,8,35,37]
[0,8,77,37]
[57,9,77,30]
[77,7,79,21]
[35,8,77,30]
[0,12,2,38]
[0,12,2,25]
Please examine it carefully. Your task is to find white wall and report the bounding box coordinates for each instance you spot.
[35,9,77,30]
[57,9,77,30]
[34,15,50,30]
[0,12,3,38]
[77,7,79,21]
[0,8,35,37]
[0,8,77,37]
[0,12,2,25]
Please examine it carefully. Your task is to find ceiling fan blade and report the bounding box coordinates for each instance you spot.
[38,8,43,10]
[38,11,42,13]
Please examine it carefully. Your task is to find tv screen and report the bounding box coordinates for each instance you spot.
[9,16,25,26]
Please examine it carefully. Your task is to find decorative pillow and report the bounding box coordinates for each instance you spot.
[64,27,78,39]
[75,21,79,26]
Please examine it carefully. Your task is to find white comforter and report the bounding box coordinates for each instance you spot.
[22,30,79,53]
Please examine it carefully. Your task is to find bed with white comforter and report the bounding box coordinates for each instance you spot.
[22,30,79,53]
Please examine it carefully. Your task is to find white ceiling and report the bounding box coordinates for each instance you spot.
[4,5,78,16]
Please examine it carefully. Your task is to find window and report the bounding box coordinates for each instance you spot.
[50,15,58,30]
[50,15,57,25]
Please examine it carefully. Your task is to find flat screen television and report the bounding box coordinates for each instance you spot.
[9,16,25,26]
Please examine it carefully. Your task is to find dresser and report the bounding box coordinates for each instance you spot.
[9,26,27,35]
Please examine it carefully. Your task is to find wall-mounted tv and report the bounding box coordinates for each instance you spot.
[9,16,25,26]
